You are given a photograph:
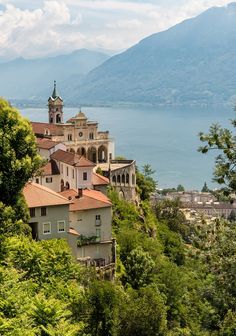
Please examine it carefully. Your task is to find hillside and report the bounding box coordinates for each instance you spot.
[72,3,236,106]
[0,49,109,100]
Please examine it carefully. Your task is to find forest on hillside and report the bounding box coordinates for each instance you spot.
[0,98,236,335]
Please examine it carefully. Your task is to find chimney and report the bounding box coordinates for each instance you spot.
[77,188,83,198]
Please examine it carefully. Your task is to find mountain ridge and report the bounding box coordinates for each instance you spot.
[70,2,236,106]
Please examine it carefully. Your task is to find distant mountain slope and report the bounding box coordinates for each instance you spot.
[0,49,109,100]
[73,3,236,106]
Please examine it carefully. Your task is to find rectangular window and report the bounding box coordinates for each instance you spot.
[43,222,51,234]
[72,169,74,179]
[95,214,101,226]
[36,178,39,184]
[83,172,87,181]
[46,177,53,183]
[61,164,63,173]
[66,167,69,177]
[57,220,66,233]
[41,207,47,216]
[68,134,72,141]
[30,208,35,217]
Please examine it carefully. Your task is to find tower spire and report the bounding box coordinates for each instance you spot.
[52,80,58,99]
[48,80,64,124]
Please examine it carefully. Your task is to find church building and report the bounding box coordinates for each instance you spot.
[31,82,115,164]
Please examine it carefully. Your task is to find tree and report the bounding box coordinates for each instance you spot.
[119,286,167,336]
[96,167,104,176]
[0,99,41,206]
[177,184,185,192]
[124,247,155,289]
[201,181,210,192]
[86,280,120,336]
[136,164,157,201]
[199,121,236,194]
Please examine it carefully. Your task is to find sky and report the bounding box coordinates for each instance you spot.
[0,0,233,60]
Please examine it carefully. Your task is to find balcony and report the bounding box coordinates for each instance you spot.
[77,235,100,246]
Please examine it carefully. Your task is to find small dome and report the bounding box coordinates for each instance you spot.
[75,111,87,119]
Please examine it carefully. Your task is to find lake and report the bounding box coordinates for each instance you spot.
[20,105,235,190]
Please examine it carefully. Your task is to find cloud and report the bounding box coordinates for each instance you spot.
[0,0,232,59]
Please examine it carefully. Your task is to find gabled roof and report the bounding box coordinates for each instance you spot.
[36,138,60,150]
[92,172,109,186]
[41,159,60,176]
[59,188,112,211]
[51,149,96,167]
[31,122,63,136]
[24,182,71,208]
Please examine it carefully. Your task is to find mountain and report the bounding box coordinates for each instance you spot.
[72,3,236,106]
[0,49,109,100]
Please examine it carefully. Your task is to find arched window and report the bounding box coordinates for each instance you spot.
[117,175,121,183]
[56,114,61,123]
[122,174,125,184]
[89,133,94,139]
[44,128,50,136]
[126,173,129,184]
[65,182,70,190]
[112,175,117,183]
[60,179,64,192]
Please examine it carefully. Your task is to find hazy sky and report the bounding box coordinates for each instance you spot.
[0,0,232,59]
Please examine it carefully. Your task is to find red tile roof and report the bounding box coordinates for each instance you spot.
[59,188,112,211]
[92,172,109,186]
[24,182,71,208]
[31,122,63,136]
[37,138,60,149]
[41,160,60,176]
[51,149,96,167]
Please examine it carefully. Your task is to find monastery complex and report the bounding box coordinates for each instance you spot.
[22,82,137,276]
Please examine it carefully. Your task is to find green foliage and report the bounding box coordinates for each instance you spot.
[0,202,29,238]
[96,166,104,176]
[4,237,79,284]
[155,199,190,242]
[136,164,157,201]
[119,286,167,336]
[177,184,185,192]
[0,98,41,206]
[86,280,120,336]
[201,181,210,192]
[124,247,155,289]
[199,121,236,194]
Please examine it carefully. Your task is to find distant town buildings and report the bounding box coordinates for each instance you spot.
[153,190,236,220]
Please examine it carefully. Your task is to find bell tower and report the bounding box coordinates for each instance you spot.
[48,81,64,124]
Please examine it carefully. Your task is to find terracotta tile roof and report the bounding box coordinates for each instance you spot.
[36,138,60,149]
[51,149,96,167]
[31,122,63,136]
[24,182,71,208]
[92,172,109,186]
[59,188,112,211]
[68,228,80,236]
[41,160,60,176]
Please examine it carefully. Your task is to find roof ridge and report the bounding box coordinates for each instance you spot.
[30,182,70,202]
[83,189,111,205]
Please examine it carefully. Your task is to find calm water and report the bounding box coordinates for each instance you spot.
[21,105,235,190]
